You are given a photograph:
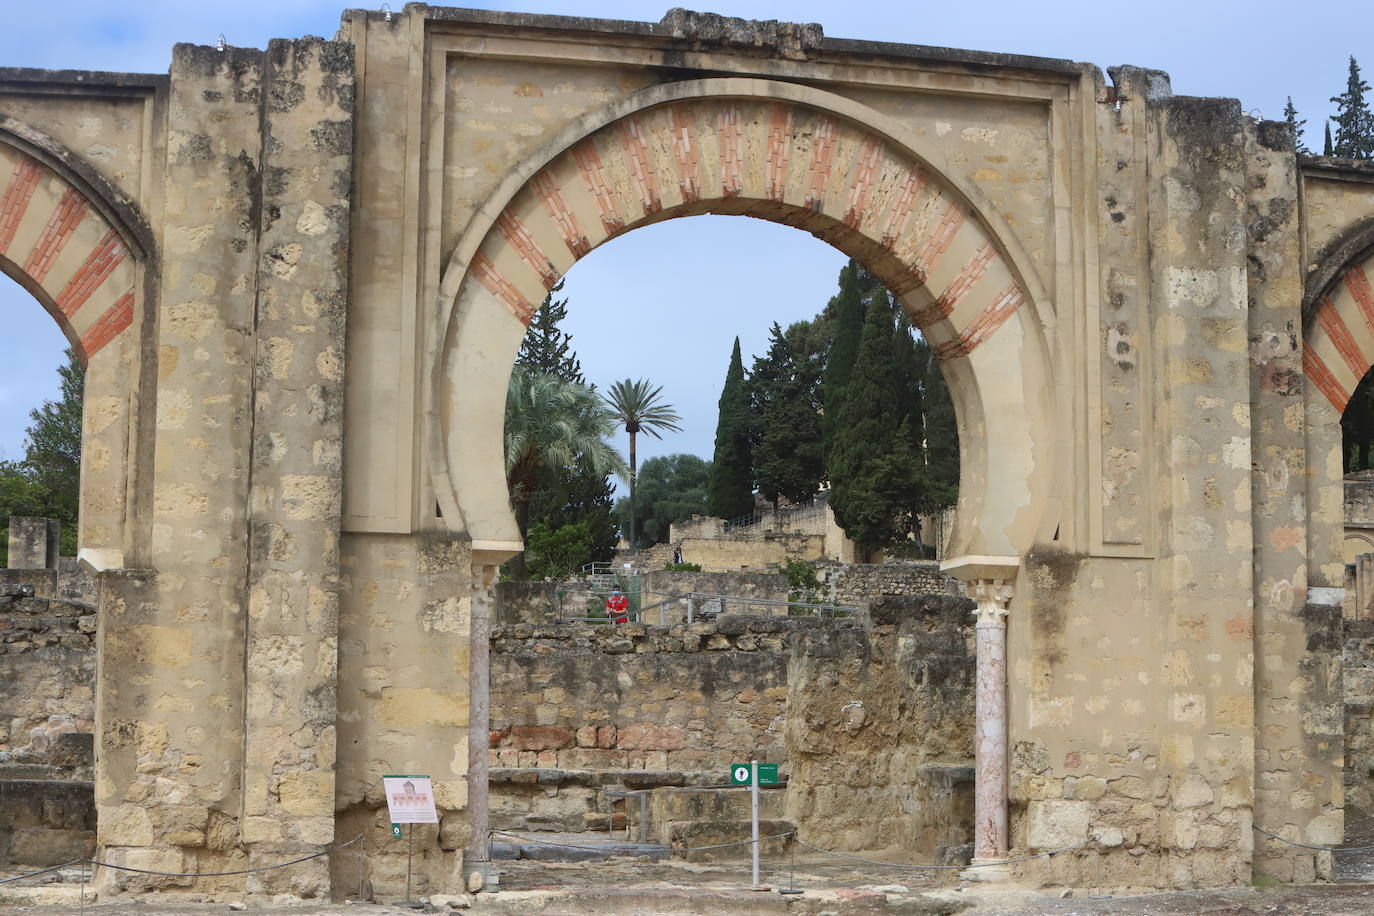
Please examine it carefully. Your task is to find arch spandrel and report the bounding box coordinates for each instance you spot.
[0,125,148,569]
[434,79,1056,559]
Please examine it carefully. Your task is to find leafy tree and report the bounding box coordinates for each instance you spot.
[0,348,84,560]
[505,367,626,577]
[523,520,594,581]
[525,456,619,565]
[516,280,583,383]
[1345,370,1374,472]
[604,378,682,549]
[827,290,920,556]
[706,338,755,519]
[616,453,710,546]
[750,323,824,507]
[1283,97,1308,153]
[1331,57,1374,160]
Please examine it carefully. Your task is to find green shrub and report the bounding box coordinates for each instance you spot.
[663,561,702,572]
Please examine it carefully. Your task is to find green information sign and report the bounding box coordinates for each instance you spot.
[729,763,779,786]
[391,823,403,838]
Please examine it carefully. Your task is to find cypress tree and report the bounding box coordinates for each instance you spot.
[516,280,583,383]
[1331,57,1374,160]
[752,323,824,507]
[828,290,919,556]
[821,261,865,481]
[706,338,756,519]
[1283,96,1308,153]
[1325,122,1334,156]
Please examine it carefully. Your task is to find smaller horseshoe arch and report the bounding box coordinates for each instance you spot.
[433,78,1057,562]
[0,119,152,569]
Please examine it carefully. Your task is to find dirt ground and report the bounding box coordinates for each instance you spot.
[7,819,1374,915]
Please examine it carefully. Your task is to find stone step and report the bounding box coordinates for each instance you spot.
[648,785,788,833]
[668,818,796,861]
[490,831,669,863]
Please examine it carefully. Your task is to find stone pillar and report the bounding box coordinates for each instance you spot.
[465,564,497,889]
[239,37,353,896]
[7,517,59,569]
[942,556,1018,873]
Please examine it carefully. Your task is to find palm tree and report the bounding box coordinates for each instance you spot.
[604,379,682,549]
[505,367,627,576]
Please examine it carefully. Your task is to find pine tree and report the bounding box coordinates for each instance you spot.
[821,261,865,481]
[827,291,920,555]
[1330,57,1374,160]
[751,323,824,507]
[706,338,756,519]
[516,280,583,383]
[1283,97,1308,153]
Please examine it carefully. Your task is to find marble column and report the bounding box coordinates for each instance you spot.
[941,556,1019,867]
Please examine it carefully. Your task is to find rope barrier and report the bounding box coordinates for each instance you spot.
[0,858,85,885]
[492,828,797,853]
[0,836,361,884]
[792,837,1094,870]
[1253,825,1374,852]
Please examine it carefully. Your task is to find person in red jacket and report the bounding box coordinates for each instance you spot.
[605,585,629,624]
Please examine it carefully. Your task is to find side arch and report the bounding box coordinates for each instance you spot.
[1304,243,1374,591]
[432,78,1058,560]
[0,118,153,568]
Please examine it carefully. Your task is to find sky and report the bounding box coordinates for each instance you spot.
[1,0,1369,470]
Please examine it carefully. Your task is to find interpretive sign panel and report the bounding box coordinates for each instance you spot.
[383,774,439,824]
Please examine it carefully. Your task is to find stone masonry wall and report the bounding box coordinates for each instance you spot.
[0,584,95,752]
[785,593,976,856]
[819,562,962,608]
[1346,620,1374,812]
[489,617,800,775]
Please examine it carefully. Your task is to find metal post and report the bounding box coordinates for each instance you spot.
[750,760,760,889]
[405,823,413,903]
[687,595,695,623]
[638,792,648,844]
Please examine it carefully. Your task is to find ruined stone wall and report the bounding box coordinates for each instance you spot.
[1346,621,1374,812]
[678,534,823,570]
[784,594,975,856]
[0,584,94,753]
[489,618,797,775]
[819,561,961,607]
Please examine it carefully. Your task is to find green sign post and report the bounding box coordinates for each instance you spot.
[729,762,779,786]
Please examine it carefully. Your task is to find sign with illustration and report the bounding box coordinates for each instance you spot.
[382,774,439,824]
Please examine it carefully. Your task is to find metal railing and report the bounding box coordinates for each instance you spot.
[550,591,857,626]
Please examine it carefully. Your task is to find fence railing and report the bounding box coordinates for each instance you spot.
[550,590,857,626]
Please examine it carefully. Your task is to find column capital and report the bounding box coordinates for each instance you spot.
[941,555,1019,625]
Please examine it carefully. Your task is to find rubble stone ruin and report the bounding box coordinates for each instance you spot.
[2,3,1374,901]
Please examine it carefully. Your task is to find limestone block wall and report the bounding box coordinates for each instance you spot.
[1346,621,1374,812]
[784,594,976,856]
[0,584,94,752]
[489,617,796,775]
[678,534,823,570]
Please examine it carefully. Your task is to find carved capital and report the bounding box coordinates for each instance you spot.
[966,578,1014,626]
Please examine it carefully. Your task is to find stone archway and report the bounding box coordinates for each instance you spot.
[0,120,152,570]
[432,78,1058,566]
